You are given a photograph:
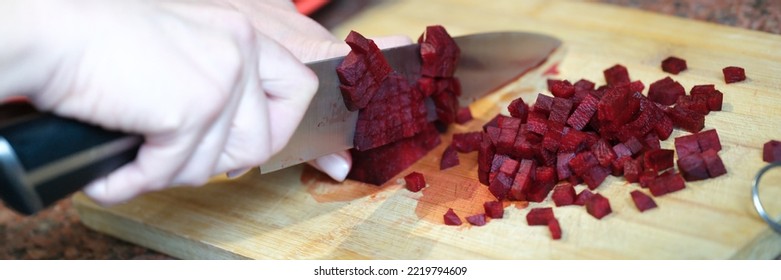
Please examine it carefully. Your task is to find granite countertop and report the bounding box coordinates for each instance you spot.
[2,0,779,260]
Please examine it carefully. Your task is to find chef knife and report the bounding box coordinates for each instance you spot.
[0,31,561,215]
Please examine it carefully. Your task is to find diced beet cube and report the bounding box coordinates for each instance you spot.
[592,139,618,167]
[764,140,781,163]
[702,149,727,178]
[677,154,709,181]
[644,133,662,151]
[585,193,612,219]
[455,107,473,124]
[567,93,600,131]
[337,31,393,111]
[629,80,645,94]
[482,114,506,132]
[662,56,687,74]
[624,137,645,156]
[598,86,640,126]
[630,190,658,212]
[532,94,554,116]
[722,66,746,83]
[543,122,564,152]
[403,172,426,192]
[527,207,555,226]
[611,156,631,176]
[574,189,595,206]
[644,149,675,172]
[348,124,440,185]
[508,97,530,123]
[489,172,513,200]
[483,201,504,219]
[526,113,549,136]
[612,143,633,159]
[697,129,722,153]
[440,145,460,170]
[675,133,702,159]
[623,158,643,183]
[499,158,519,175]
[466,213,487,226]
[648,76,686,106]
[548,219,562,240]
[574,79,596,91]
[665,105,705,133]
[443,208,462,226]
[638,170,657,188]
[691,85,716,96]
[552,182,576,207]
[556,152,576,180]
[548,79,576,98]
[649,171,686,196]
[569,151,599,176]
[604,64,630,86]
[509,159,536,201]
[583,166,611,190]
[676,95,710,115]
[430,78,461,124]
[418,25,460,78]
[496,126,519,155]
[485,126,501,147]
[549,97,574,125]
[528,167,557,202]
[705,90,724,111]
[452,132,483,153]
[560,129,589,153]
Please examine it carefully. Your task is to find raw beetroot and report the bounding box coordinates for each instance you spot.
[723,66,746,83]
[630,190,658,212]
[551,182,576,206]
[403,172,426,192]
[440,145,460,170]
[526,207,555,226]
[443,208,462,226]
[548,219,562,240]
[585,193,612,219]
[466,214,487,226]
[483,201,504,219]
[661,56,687,74]
[763,140,781,163]
[337,31,393,111]
[648,77,686,106]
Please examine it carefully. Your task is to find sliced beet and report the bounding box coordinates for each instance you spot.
[532,93,555,116]
[665,105,705,133]
[676,95,710,115]
[552,182,576,207]
[648,77,686,106]
[677,153,709,181]
[674,133,701,159]
[556,152,576,180]
[701,149,727,178]
[649,171,686,196]
[722,66,746,83]
[643,149,675,173]
[418,25,460,78]
[548,79,576,98]
[574,79,596,91]
[585,193,612,219]
[612,143,633,159]
[592,138,618,167]
[443,208,462,226]
[604,64,630,86]
[526,207,555,226]
[598,86,640,126]
[452,132,483,153]
[430,78,462,124]
[489,172,513,200]
[764,140,781,163]
[466,213,487,226]
[548,219,562,240]
[623,137,644,156]
[574,189,595,206]
[336,31,393,111]
[697,129,722,153]
[661,56,687,74]
[509,159,535,201]
[630,190,658,212]
[403,172,426,192]
[549,97,574,125]
[623,158,643,183]
[455,107,473,124]
[691,85,716,95]
[566,93,599,131]
[559,129,589,153]
[483,201,504,219]
[508,97,530,123]
[528,167,557,202]
[440,145,460,170]
[582,166,611,190]
[569,151,599,177]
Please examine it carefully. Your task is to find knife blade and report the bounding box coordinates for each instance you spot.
[0,31,560,215]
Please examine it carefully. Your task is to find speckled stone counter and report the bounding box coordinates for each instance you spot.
[2,0,779,259]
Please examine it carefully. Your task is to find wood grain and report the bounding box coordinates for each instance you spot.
[73,0,781,259]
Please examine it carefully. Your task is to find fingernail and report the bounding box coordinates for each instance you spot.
[314,153,351,182]
[227,168,252,179]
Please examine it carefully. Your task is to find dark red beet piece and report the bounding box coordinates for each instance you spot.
[348,123,441,185]
[336,31,393,111]
[508,97,530,123]
[528,167,557,202]
[443,208,462,226]
[638,170,657,188]
[452,132,482,153]
[691,85,716,95]
[549,97,574,125]
[418,25,460,78]
[527,207,555,226]
[661,56,687,74]
[532,94,555,116]
[548,219,562,240]
[429,78,461,124]
[624,137,644,156]
[440,145,460,170]
[574,79,596,91]
[592,138,618,167]
[649,171,686,196]
[677,154,709,181]
[489,172,513,200]
[567,93,599,131]
[560,129,589,153]
[644,149,675,172]
[612,143,633,159]
[665,105,705,133]
[574,189,595,206]
[604,64,630,86]
[582,166,611,190]
[630,190,658,212]
[623,158,643,183]
[676,95,710,115]
[569,151,599,177]
[764,140,781,163]
[648,76,686,106]
[403,172,426,192]
[598,86,640,126]
[466,213,487,226]
[556,152,576,180]
[455,107,473,124]
[675,133,701,159]
[552,182,576,207]
[723,66,746,83]
[697,129,722,153]
[548,79,576,98]
[483,201,504,219]
[585,193,612,219]
[702,149,727,178]
[509,159,535,201]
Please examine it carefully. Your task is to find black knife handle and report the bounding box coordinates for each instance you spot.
[0,102,141,215]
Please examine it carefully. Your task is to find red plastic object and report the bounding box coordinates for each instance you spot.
[443,208,462,226]
[764,140,781,163]
[661,56,687,74]
[722,66,746,83]
[585,193,612,219]
[483,201,504,219]
[466,213,487,226]
[630,190,658,212]
[403,172,426,192]
[526,207,555,226]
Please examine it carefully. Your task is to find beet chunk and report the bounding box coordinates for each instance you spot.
[567,93,599,131]
[649,171,686,196]
[527,207,555,226]
[489,172,513,200]
[691,85,716,95]
[403,172,426,192]
[443,208,462,226]
[722,66,746,83]
[428,78,462,124]
[661,56,687,74]
[548,79,576,98]
[574,189,595,206]
[764,140,781,163]
[643,149,675,173]
[509,159,535,201]
[630,190,658,212]
[665,105,705,133]
[648,77,686,106]
[466,214,487,226]
[674,133,701,159]
[440,145,460,170]
[548,219,562,240]
[483,201,504,219]
[508,97,530,123]
[336,31,393,111]
[552,182,576,207]
[701,149,727,178]
[418,25,460,78]
[598,86,640,126]
[455,107,473,124]
[604,64,630,86]
[677,154,709,181]
[585,193,612,219]
[697,129,722,152]
[452,132,482,153]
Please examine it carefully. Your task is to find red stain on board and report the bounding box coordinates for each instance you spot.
[302,166,383,203]
[543,62,560,76]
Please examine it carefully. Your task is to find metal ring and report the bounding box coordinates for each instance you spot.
[752,162,781,234]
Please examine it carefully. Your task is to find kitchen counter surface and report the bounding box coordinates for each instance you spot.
[2,0,779,259]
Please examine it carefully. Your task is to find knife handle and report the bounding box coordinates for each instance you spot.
[0,101,141,215]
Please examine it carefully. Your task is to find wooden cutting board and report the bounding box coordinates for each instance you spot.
[73,0,781,259]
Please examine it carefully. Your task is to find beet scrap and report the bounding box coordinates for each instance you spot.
[418,25,460,78]
[722,66,746,83]
[677,154,709,181]
[403,172,426,192]
[509,159,535,201]
[604,64,631,86]
[451,132,482,153]
[574,189,595,206]
[648,76,686,106]
[585,193,612,219]
[443,208,462,226]
[336,31,393,111]
[661,56,687,74]
[466,214,487,226]
[548,219,562,240]
[527,207,555,226]
[440,145,460,170]
[697,129,722,152]
[764,140,781,163]
[630,190,658,212]
[649,171,686,196]
[665,105,705,133]
[643,149,675,173]
[508,97,530,123]
[552,182,576,207]
[548,79,576,98]
[702,149,727,178]
[484,201,504,219]
[566,93,599,131]
[455,107,473,124]
[674,133,701,159]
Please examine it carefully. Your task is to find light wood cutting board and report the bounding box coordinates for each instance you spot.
[73,0,781,259]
